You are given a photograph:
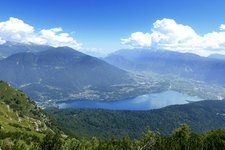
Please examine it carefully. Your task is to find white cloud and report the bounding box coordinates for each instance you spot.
[220,24,225,30]
[121,32,151,47]
[121,18,225,56]
[0,17,82,49]
[38,27,81,48]
[0,17,34,44]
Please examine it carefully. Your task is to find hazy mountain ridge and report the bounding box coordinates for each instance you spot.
[105,49,225,85]
[208,53,225,60]
[0,46,129,87]
[0,41,52,59]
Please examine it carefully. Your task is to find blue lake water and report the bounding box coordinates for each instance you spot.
[57,90,203,110]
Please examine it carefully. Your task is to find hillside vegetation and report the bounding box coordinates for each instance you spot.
[0,80,58,148]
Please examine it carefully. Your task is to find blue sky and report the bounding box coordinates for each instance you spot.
[1,0,225,56]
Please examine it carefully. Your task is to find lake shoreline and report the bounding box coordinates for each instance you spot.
[56,90,203,110]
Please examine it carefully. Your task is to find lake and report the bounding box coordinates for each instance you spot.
[57,90,203,110]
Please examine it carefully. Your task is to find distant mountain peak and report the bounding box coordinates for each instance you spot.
[0,41,52,58]
[105,48,225,85]
[208,53,225,60]
[0,47,133,105]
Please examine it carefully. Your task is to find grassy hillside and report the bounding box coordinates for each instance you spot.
[0,80,57,148]
[46,100,225,139]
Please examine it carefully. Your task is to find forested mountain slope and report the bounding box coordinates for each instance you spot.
[46,100,225,139]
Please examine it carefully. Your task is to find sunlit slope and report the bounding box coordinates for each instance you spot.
[0,80,54,141]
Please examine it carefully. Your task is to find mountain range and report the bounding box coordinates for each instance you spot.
[0,46,136,106]
[1,43,225,107]
[105,49,225,85]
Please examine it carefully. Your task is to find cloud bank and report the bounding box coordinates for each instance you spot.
[0,17,82,49]
[121,18,225,56]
